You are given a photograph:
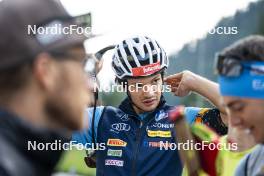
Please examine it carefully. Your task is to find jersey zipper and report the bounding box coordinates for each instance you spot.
[131,121,143,176]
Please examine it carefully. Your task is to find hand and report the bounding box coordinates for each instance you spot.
[164,70,196,97]
[165,71,228,118]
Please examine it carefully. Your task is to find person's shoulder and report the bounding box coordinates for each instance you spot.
[85,105,126,121]
[84,106,106,121]
[166,106,204,124]
[86,106,105,113]
[235,145,264,176]
[185,107,219,121]
[185,107,227,135]
[247,144,264,165]
[182,107,203,124]
[250,144,264,155]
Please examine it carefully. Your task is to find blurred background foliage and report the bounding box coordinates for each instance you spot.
[165,0,264,107]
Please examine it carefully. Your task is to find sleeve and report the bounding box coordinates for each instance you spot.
[184,107,203,124]
[71,106,104,146]
[185,107,228,135]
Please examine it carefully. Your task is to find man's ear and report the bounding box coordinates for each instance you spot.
[32,53,59,91]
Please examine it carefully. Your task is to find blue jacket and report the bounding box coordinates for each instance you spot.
[73,96,213,176]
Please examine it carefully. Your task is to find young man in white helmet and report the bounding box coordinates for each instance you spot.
[72,36,227,176]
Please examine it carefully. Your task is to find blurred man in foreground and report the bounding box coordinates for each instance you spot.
[0,0,92,175]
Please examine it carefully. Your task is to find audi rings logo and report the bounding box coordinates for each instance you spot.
[111,123,131,133]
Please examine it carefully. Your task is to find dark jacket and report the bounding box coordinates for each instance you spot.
[0,109,68,176]
[95,96,183,176]
[73,96,227,176]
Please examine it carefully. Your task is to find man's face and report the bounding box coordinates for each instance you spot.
[45,46,93,131]
[223,96,264,143]
[127,74,163,114]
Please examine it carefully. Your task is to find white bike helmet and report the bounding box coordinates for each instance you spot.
[112,36,169,79]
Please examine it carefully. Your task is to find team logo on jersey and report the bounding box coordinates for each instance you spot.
[151,122,175,129]
[110,123,131,133]
[155,110,168,122]
[107,149,123,157]
[107,139,127,147]
[143,141,172,148]
[105,159,124,167]
[120,114,129,121]
[147,130,172,138]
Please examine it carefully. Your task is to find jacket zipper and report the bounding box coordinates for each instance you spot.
[131,121,143,176]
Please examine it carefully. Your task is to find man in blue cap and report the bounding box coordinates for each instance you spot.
[215,35,264,176]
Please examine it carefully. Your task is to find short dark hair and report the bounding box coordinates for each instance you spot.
[219,35,264,62]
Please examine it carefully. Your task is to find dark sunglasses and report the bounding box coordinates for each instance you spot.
[214,54,264,77]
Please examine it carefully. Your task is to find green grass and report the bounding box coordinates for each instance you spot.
[56,148,96,176]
